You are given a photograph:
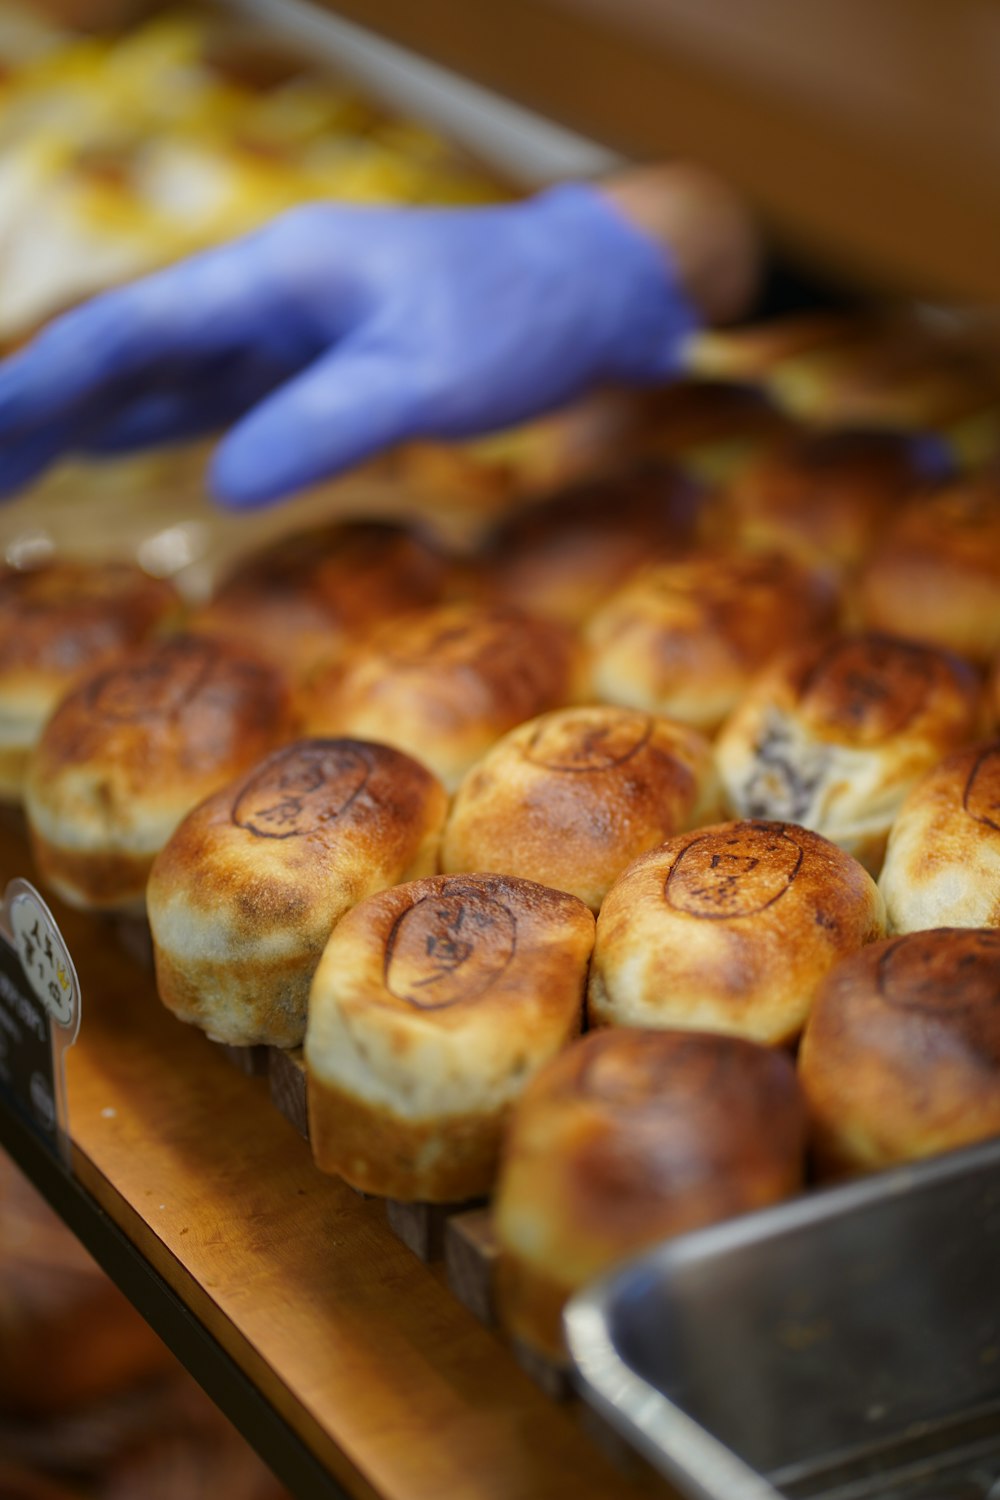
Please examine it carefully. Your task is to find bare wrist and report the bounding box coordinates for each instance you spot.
[600,163,762,326]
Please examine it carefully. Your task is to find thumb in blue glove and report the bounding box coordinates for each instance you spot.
[0,182,700,508]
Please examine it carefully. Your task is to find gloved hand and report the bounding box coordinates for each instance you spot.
[0,183,698,508]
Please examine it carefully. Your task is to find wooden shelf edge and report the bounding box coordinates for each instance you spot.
[0,1101,357,1500]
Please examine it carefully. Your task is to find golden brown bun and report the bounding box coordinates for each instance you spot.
[639,379,797,485]
[25,635,295,913]
[688,314,872,383]
[589,819,884,1043]
[300,603,583,791]
[716,632,984,874]
[474,464,698,625]
[799,928,1000,1175]
[392,388,645,538]
[148,739,448,1047]
[494,1028,806,1361]
[858,480,1000,663]
[305,873,594,1201]
[993,654,1000,728]
[879,741,1000,932]
[706,429,931,573]
[442,706,721,911]
[0,561,178,802]
[189,519,445,680]
[765,323,999,443]
[587,550,840,733]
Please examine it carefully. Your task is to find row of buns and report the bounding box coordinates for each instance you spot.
[132,716,999,1364]
[18,599,998,933]
[488,468,1000,1357]
[6,453,998,1376]
[496,925,1000,1360]
[2,461,998,785]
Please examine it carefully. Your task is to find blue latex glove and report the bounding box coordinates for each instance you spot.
[0,183,697,508]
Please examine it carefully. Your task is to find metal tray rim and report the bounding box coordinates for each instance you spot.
[564,1135,1000,1500]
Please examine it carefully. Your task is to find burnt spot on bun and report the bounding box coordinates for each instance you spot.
[232,741,372,839]
[664,821,804,920]
[384,884,518,1009]
[963,744,1000,832]
[521,709,654,774]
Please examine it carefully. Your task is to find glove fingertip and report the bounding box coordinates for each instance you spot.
[208,433,285,510]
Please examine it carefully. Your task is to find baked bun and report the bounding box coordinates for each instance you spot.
[589,819,884,1043]
[475,465,697,625]
[148,739,448,1047]
[706,429,933,573]
[878,741,1000,932]
[640,379,796,484]
[799,928,1000,1174]
[395,388,641,533]
[858,480,1000,663]
[441,707,721,912]
[305,873,594,1201]
[25,635,295,913]
[765,324,998,454]
[716,632,984,874]
[0,561,178,802]
[301,603,582,791]
[587,550,839,733]
[190,519,445,679]
[689,313,870,384]
[494,1028,806,1362]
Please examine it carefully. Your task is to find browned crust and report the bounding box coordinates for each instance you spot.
[478,466,697,624]
[640,378,794,455]
[493,1029,806,1358]
[308,1073,509,1201]
[788,632,982,747]
[495,1249,574,1367]
[25,636,297,910]
[315,870,595,1022]
[689,314,874,382]
[799,929,1000,1175]
[0,560,179,681]
[30,635,294,788]
[709,429,929,570]
[879,740,1000,931]
[149,739,447,949]
[147,739,448,1045]
[442,707,718,911]
[190,520,445,675]
[718,630,984,776]
[306,874,592,1199]
[589,820,884,1043]
[27,825,152,912]
[153,936,324,1049]
[858,480,1000,663]
[300,604,584,787]
[586,550,839,731]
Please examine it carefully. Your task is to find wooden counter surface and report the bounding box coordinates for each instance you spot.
[0,818,665,1500]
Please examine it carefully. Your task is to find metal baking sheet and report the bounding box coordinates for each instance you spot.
[566,1137,1000,1500]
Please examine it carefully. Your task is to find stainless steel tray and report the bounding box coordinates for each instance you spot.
[566,1137,1000,1500]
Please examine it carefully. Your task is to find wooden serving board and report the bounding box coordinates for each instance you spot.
[0,821,669,1500]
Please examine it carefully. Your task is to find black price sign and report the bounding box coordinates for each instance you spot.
[0,878,80,1166]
